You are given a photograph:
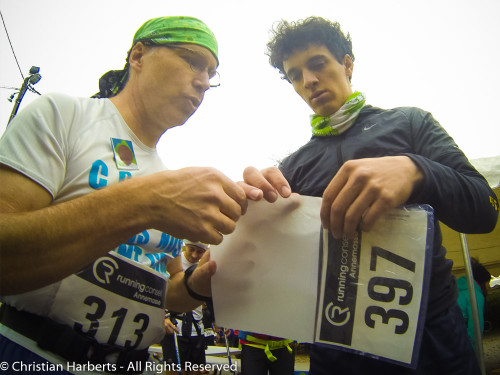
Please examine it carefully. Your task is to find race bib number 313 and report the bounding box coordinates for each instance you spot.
[315,205,433,368]
[49,252,167,350]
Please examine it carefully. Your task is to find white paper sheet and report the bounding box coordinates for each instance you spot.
[211,194,322,342]
[211,198,432,367]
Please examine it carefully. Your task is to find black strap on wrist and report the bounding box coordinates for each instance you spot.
[184,264,212,303]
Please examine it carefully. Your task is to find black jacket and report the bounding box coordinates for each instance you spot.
[279,104,498,319]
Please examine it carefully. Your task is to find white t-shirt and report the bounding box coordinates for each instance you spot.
[0,93,182,371]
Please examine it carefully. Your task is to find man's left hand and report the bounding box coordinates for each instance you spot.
[321,156,423,239]
[240,166,291,202]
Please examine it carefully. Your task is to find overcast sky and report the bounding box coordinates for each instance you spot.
[1,0,499,181]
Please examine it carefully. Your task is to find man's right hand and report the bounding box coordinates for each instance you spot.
[145,167,248,245]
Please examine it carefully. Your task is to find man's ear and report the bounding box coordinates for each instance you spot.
[128,42,148,71]
[343,54,354,81]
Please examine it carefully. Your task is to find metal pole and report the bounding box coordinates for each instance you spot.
[7,68,41,125]
[169,315,182,375]
[224,331,235,374]
[172,331,182,375]
[460,233,486,375]
[8,76,29,124]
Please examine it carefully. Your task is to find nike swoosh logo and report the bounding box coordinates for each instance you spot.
[363,123,377,131]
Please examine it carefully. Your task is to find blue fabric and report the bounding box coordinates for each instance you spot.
[456,276,485,349]
[0,334,71,374]
[309,303,481,375]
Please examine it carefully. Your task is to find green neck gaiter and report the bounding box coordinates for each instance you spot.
[310,91,366,136]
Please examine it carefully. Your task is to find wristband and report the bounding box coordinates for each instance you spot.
[184,264,212,303]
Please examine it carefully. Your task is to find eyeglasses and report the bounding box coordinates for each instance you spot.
[156,43,221,88]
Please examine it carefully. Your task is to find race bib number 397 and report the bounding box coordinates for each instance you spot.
[315,205,433,368]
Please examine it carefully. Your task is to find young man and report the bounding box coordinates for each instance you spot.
[244,16,498,375]
[0,16,285,373]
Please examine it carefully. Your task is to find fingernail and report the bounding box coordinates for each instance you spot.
[248,188,262,200]
[268,191,278,202]
[280,186,291,196]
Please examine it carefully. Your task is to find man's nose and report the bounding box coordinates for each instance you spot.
[194,71,211,92]
[303,69,318,89]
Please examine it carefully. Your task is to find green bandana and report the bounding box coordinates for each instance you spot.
[92,16,218,98]
[310,92,366,136]
[133,16,218,62]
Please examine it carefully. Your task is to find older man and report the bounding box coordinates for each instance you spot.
[0,16,285,373]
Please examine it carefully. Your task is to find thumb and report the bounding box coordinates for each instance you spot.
[190,250,217,296]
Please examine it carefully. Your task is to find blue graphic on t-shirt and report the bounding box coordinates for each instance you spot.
[129,231,150,245]
[111,231,183,276]
[116,244,143,262]
[89,160,108,189]
[119,171,132,181]
[146,252,169,274]
[157,234,183,257]
[89,160,132,188]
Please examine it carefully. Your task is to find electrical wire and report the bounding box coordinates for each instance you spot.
[0,9,25,80]
[28,86,41,95]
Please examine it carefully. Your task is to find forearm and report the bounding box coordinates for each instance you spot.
[405,110,498,233]
[1,166,243,295]
[406,153,498,233]
[0,177,151,295]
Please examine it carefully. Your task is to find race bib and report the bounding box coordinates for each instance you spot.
[315,205,433,367]
[49,252,168,350]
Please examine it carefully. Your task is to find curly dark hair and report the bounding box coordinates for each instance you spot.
[266,16,354,81]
